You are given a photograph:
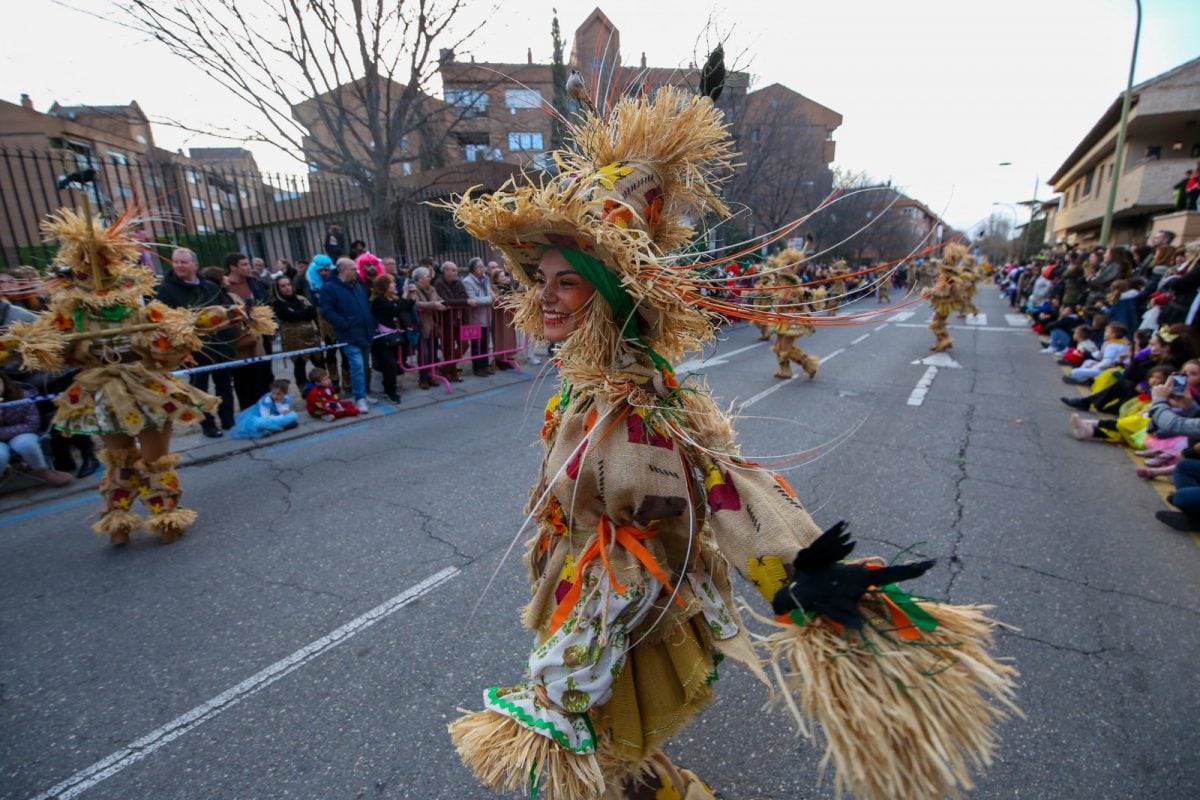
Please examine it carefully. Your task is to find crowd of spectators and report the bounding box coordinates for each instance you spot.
[1001,229,1200,533]
[0,239,541,486]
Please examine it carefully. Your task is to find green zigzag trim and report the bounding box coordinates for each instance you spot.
[485,686,596,754]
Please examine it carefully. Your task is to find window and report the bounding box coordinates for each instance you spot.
[116,183,134,200]
[192,197,207,210]
[186,170,198,185]
[751,128,760,143]
[826,129,835,141]
[196,224,212,233]
[135,134,147,145]
[464,144,491,162]
[505,89,543,110]
[1083,168,1094,196]
[402,162,413,176]
[508,131,544,151]
[108,151,129,166]
[445,88,489,117]
[308,161,319,174]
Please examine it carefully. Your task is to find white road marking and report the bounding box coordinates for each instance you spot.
[910,353,962,368]
[819,348,846,364]
[739,349,844,410]
[1005,314,1029,327]
[907,365,939,406]
[30,567,461,800]
[851,334,870,345]
[894,322,1025,333]
[889,311,916,322]
[873,324,888,332]
[964,313,988,325]
[677,341,768,373]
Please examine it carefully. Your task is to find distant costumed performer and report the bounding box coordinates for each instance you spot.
[0,204,275,544]
[444,61,1018,800]
[766,246,821,380]
[925,242,970,353]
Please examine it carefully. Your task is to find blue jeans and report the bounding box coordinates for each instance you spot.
[343,344,368,400]
[1171,460,1200,521]
[0,433,48,470]
[1049,329,1072,351]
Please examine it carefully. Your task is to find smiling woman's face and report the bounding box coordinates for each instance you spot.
[535,250,596,343]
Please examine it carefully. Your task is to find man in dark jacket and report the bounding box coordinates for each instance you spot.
[320,257,375,413]
[156,248,236,437]
[433,261,469,382]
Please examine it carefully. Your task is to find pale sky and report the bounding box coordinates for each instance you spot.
[3,0,1198,233]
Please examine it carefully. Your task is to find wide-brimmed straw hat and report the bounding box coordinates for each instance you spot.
[448,85,736,364]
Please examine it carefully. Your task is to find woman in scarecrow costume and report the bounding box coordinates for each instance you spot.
[825,258,850,315]
[0,207,275,544]
[448,86,1017,800]
[924,243,970,353]
[957,254,981,319]
[765,247,821,380]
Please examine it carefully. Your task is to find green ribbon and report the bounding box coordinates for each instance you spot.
[557,248,675,378]
[74,304,134,331]
[880,584,939,632]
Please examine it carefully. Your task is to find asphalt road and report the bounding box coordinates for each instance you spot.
[2,285,1198,800]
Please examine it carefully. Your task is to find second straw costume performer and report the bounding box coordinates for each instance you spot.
[0,208,275,543]
[448,82,1017,800]
[924,243,970,353]
[765,246,821,379]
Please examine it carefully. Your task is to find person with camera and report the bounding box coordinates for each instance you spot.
[1147,365,1200,531]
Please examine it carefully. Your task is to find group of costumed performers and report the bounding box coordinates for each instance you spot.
[923,242,972,353]
[0,205,275,544]
[764,247,823,380]
[446,72,1018,800]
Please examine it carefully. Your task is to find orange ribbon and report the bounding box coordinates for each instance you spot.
[548,515,685,634]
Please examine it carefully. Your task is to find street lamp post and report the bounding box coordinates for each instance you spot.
[1099,0,1143,246]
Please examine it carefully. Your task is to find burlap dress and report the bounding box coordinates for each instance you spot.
[478,384,822,795]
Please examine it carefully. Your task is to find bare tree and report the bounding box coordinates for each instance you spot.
[801,172,926,262]
[115,0,490,254]
[724,94,830,242]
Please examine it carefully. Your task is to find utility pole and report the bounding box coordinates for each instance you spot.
[1099,0,1142,246]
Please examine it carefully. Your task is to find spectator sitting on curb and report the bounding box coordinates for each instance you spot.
[303,368,359,420]
[1147,375,1200,532]
[319,257,374,414]
[0,373,72,486]
[230,379,299,439]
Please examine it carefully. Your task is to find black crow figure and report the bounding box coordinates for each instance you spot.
[57,168,97,190]
[699,44,726,102]
[771,521,935,629]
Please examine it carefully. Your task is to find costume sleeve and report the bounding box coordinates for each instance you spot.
[701,455,823,608]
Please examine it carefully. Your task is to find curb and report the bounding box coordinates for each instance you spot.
[0,367,539,515]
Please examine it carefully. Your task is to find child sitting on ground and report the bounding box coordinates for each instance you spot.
[1071,364,1172,448]
[303,367,359,421]
[1065,322,1130,384]
[230,379,300,439]
[1059,325,1098,367]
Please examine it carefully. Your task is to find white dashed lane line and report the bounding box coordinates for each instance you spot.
[29,567,461,800]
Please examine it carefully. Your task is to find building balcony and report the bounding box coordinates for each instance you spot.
[1055,158,1184,233]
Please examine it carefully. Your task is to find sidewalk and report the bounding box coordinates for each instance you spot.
[0,361,542,514]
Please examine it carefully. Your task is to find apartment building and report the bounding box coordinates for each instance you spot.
[1049,56,1200,246]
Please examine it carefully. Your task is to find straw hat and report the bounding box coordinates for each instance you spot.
[449,86,737,366]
